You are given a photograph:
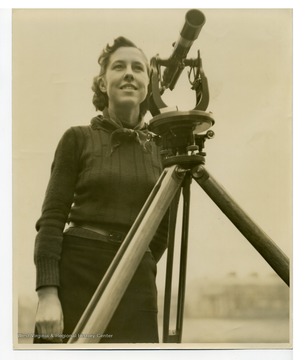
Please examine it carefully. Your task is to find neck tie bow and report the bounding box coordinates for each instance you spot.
[90,115,154,155]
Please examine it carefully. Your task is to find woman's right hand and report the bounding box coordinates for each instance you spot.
[35,286,64,342]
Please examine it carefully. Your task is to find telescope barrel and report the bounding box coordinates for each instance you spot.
[162,9,206,90]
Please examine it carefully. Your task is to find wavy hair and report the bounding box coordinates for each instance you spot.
[92,36,150,118]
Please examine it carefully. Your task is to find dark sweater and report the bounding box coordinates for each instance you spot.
[34,116,168,289]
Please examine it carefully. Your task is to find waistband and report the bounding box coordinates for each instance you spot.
[68,222,127,243]
[67,223,152,253]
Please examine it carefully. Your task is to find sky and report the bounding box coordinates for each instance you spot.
[12,9,292,299]
[1,2,305,360]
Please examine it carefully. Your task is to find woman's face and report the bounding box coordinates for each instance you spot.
[102,47,149,111]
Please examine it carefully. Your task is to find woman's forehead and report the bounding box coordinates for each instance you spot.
[109,47,147,64]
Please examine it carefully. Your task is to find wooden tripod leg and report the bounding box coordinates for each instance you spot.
[176,173,192,342]
[68,165,186,344]
[163,172,192,343]
[192,164,290,286]
[163,189,181,343]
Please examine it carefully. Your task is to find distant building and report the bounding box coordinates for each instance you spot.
[159,272,289,319]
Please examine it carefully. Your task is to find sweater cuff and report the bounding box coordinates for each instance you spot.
[35,257,60,290]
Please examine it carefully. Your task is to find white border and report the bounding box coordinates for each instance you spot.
[2,1,304,359]
[0,6,13,360]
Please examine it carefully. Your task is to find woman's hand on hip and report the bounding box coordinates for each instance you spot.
[35,286,64,341]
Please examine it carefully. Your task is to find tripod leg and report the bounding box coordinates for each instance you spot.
[192,165,290,286]
[163,189,181,343]
[175,172,192,342]
[68,165,186,344]
[163,173,192,343]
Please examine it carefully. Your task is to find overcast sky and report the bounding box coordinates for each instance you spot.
[11,8,292,302]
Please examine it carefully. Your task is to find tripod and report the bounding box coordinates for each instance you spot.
[67,9,289,344]
[67,110,289,344]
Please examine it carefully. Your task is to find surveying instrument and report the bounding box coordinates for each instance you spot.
[68,9,290,344]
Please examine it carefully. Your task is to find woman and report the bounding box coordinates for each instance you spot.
[34,36,168,343]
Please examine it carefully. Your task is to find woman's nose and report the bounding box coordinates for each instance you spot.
[123,64,135,81]
[124,72,134,81]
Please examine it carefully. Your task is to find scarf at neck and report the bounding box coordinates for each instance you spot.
[90,111,154,155]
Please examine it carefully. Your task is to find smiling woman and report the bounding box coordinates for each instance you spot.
[33,36,169,343]
[13,9,292,351]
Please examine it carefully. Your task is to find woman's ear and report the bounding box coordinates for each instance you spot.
[99,84,107,93]
[98,77,107,93]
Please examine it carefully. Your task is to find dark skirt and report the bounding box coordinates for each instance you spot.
[37,233,159,344]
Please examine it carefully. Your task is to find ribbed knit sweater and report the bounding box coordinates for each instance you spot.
[34,115,168,290]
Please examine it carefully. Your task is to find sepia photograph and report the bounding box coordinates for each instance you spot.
[11,7,292,353]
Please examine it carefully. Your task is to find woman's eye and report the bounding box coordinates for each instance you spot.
[134,65,144,72]
[113,64,124,70]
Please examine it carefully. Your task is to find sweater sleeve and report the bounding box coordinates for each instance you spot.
[34,127,81,290]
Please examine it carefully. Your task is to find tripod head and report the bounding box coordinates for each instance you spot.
[148,9,215,168]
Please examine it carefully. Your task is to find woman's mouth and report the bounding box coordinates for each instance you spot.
[120,84,137,90]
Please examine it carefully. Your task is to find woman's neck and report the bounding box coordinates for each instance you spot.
[107,106,140,129]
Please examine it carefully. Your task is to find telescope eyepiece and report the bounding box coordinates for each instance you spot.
[181,9,206,41]
[186,9,206,25]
